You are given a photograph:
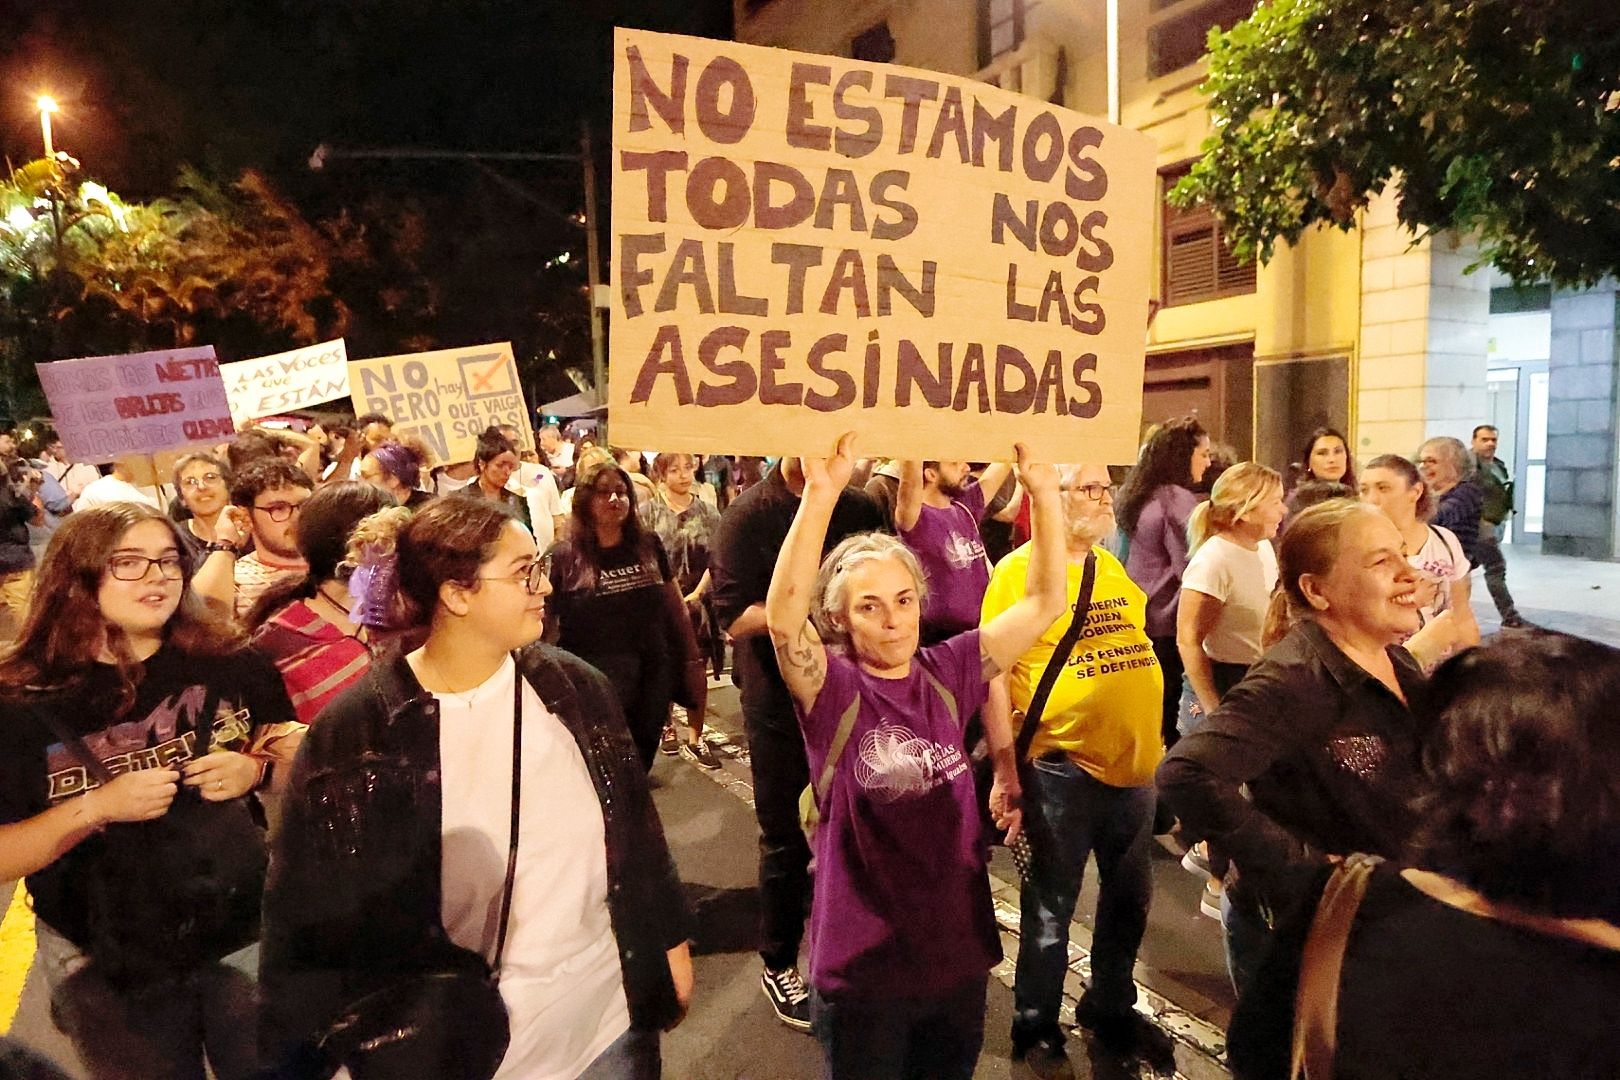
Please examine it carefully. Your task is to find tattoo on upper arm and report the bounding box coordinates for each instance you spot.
[772,622,824,685]
[980,645,1002,680]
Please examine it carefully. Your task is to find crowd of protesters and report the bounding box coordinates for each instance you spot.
[0,409,1615,1080]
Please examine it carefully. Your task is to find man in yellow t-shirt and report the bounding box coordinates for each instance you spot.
[982,463,1172,1076]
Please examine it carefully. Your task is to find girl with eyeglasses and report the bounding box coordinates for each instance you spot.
[0,503,299,1079]
[261,495,691,1080]
[545,460,704,770]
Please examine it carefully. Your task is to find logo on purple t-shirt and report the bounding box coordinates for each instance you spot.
[853,720,969,802]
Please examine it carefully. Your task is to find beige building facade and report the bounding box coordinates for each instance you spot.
[734,0,1544,529]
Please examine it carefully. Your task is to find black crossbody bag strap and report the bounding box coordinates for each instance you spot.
[1013,551,1097,763]
[39,710,117,788]
[492,657,524,975]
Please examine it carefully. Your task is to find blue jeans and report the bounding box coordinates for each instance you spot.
[1012,755,1155,1047]
[35,920,259,1080]
[577,1025,661,1079]
[1221,882,1275,998]
[811,978,986,1080]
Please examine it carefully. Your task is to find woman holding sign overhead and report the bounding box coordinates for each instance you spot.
[765,432,1066,1080]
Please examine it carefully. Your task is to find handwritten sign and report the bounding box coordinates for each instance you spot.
[348,342,533,465]
[221,339,350,423]
[37,346,233,463]
[608,29,1155,463]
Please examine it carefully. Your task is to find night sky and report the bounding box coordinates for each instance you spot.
[0,0,734,389]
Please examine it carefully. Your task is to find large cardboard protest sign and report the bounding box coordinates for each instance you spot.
[348,342,532,465]
[609,29,1154,463]
[221,339,350,424]
[37,346,233,463]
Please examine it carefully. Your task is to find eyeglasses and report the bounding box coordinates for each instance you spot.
[594,487,631,502]
[107,554,185,581]
[1062,483,1116,502]
[479,556,550,595]
[252,501,305,522]
[181,472,224,490]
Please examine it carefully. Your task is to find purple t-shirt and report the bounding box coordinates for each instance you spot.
[797,630,998,999]
[900,480,990,639]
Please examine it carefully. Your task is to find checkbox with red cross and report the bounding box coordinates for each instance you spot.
[457,351,517,400]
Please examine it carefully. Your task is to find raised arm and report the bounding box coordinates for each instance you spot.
[894,459,924,533]
[766,433,856,712]
[977,461,1014,512]
[979,445,1067,676]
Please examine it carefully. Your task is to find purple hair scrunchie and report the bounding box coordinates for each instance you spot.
[347,547,401,630]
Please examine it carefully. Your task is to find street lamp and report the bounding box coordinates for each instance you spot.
[36,94,58,158]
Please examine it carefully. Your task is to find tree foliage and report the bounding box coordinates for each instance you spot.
[1173,0,1620,285]
[0,160,348,419]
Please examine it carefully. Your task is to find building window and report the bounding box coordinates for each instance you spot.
[852,22,897,64]
[979,0,1026,68]
[1161,166,1256,307]
[1148,0,1254,79]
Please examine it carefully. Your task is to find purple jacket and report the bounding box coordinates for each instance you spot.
[1126,484,1202,637]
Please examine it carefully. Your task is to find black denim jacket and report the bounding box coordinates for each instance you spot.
[259,643,690,1077]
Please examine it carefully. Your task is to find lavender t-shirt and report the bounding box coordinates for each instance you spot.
[900,480,990,639]
[797,630,998,999]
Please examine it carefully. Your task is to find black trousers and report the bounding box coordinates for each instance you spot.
[1150,636,1186,749]
[744,703,812,971]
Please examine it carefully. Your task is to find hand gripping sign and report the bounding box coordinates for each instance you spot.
[609,29,1154,464]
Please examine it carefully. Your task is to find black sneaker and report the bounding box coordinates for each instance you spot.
[659,724,680,755]
[1074,998,1176,1072]
[1015,1035,1078,1080]
[761,965,813,1031]
[680,738,722,771]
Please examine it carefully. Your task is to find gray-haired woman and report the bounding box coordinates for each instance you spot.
[764,433,1067,1080]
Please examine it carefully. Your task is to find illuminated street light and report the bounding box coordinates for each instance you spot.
[36,94,58,158]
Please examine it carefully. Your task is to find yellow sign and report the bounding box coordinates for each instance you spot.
[609,29,1154,463]
[349,342,532,465]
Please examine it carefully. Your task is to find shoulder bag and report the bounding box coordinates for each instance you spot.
[998,551,1097,880]
[1289,853,1384,1080]
[316,660,526,1080]
[38,708,266,990]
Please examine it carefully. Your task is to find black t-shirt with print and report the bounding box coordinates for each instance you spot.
[0,644,296,948]
[547,534,674,670]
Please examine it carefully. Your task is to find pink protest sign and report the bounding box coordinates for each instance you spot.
[36,346,235,463]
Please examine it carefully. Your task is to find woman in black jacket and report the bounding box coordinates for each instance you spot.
[1227,634,1620,1079]
[1156,498,1426,995]
[260,495,691,1080]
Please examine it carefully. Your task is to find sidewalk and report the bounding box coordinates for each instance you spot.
[1472,544,1620,646]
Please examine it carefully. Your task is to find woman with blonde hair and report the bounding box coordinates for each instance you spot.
[1178,463,1287,719]
[1158,499,1426,994]
[1175,463,1286,917]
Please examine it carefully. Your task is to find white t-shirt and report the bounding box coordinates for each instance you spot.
[70,474,162,513]
[435,657,629,1079]
[1410,523,1469,624]
[1180,534,1279,664]
[516,471,563,551]
[545,441,575,470]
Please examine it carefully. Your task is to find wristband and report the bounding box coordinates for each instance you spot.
[205,539,240,556]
